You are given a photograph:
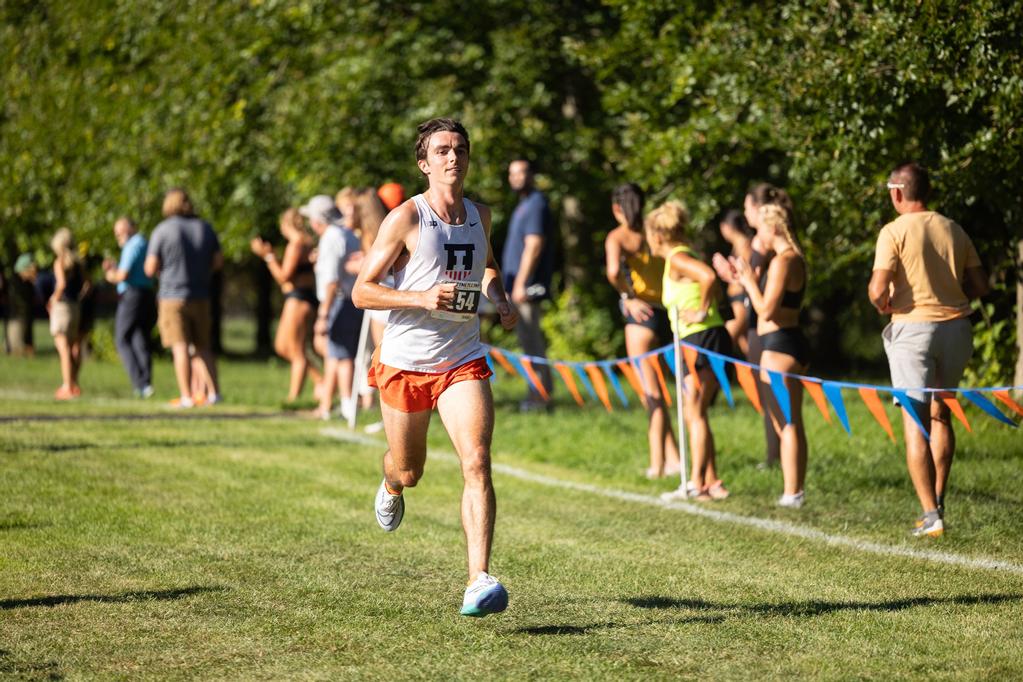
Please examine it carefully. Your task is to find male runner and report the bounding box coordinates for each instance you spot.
[352,118,518,617]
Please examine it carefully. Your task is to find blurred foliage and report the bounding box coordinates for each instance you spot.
[1,0,1020,375]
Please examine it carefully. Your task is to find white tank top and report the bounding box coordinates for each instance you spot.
[379,194,489,373]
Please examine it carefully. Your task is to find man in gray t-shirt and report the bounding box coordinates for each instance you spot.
[144,188,223,407]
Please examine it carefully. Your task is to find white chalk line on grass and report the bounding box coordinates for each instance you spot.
[321,427,1023,576]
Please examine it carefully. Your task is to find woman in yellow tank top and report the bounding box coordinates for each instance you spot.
[645,201,734,501]
[604,184,681,480]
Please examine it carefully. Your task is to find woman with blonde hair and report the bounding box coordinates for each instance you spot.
[251,208,323,401]
[604,183,681,479]
[645,201,734,501]
[730,204,810,508]
[48,227,90,399]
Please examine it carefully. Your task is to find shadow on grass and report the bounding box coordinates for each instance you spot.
[0,519,49,531]
[0,648,63,680]
[513,615,725,636]
[626,593,1023,617]
[0,585,225,610]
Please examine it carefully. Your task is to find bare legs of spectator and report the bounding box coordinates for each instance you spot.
[171,341,192,401]
[901,399,954,513]
[626,323,680,477]
[748,329,781,467]
[683,368,720,492]
[275,298,321,401]
[760,351,808,497]
[53,332,80,399]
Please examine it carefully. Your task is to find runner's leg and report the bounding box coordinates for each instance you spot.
[437,378,495,581]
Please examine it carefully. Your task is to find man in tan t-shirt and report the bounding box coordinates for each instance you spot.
[868,161,988,539]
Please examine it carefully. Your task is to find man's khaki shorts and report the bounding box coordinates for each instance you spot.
[49,301,80,338]
[882,317,972,403]
[158,299,211,349]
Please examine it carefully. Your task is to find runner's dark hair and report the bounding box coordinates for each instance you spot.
[415,118,470,161]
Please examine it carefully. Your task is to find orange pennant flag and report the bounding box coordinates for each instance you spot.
[937,391,972,433]
[681,345,701,391]
[858,387,895,443]
[734,363,762,414]
[585,364,613,412]
[616,360,647,408]
[801,379,832,424]
[520,358,550,402]
[488,348,517,376]
[992,390,1023,418]
[554,363,585,407]
[647,355,673,408]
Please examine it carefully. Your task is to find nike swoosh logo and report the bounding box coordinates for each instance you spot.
[469,221,478,226]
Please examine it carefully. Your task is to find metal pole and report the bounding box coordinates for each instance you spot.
[348,312,373,430]
[672,306,689,497]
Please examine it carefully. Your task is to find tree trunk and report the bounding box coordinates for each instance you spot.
[255,259,273,357]
[1015,240,1022,397]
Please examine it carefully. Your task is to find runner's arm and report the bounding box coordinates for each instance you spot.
[479,204,518,330]
[351,200,455,312]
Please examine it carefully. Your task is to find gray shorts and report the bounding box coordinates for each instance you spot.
[882,317,972,403]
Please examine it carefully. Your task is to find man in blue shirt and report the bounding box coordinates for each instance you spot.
[501,159,555,410]
[104,217,157,397]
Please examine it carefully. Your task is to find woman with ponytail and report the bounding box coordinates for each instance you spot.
[604,183,681,479]
[729,204,810,508]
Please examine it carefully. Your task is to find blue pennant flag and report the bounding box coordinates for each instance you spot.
[708,354,734,408]
[602,363,629,407]
[822,382,851,435]
[484,353,496,381]
[505,353,538,394]
[767,371,792,424]
[891,389,929,439]
[962,390,1018,427]
[663,346,677,378]
[573,363,598,401]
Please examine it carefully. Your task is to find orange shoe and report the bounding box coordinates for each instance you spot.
[55,386,75,400]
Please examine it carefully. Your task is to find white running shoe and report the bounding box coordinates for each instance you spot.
[777,491,805,508]
[460,572,508,617]
[374,479,404,532]
[912,515,944,538]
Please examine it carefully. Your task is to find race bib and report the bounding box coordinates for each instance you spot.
[430,280,482,322]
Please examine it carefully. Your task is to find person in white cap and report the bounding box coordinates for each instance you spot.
[303,194,363,420]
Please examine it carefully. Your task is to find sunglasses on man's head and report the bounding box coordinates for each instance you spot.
[886,182,905,190]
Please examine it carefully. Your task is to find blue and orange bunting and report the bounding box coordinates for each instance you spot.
[647,355,672,408]
[682,345,701,391]
[573,364,598,402]
[554,363,585,406]
[961,390,1017,427]
[767,371,792,424]
[822,382,851,435]
[858,387,895,443]
[992,390,1023,419]
[937,391,971,433]
[617,360,647,407]
[602,363,629,407]
[801,379,831,424]
[734,363,762,414]
[488,347,518,376]
[891,390,929,439]
[484,353,496,379]
[520,357,550,402]
[708,354,734,408]
[585,364,613,412]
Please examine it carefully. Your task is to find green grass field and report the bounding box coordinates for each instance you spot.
[2,322,1022,679]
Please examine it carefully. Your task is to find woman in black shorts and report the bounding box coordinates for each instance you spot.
[730,204,810,508]
[604,183,681,479]
[251,208,322,401]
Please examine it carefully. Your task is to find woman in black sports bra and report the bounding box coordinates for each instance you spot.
[718,209,753,357]
[251,208,322,401]
[729,204,810,509]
